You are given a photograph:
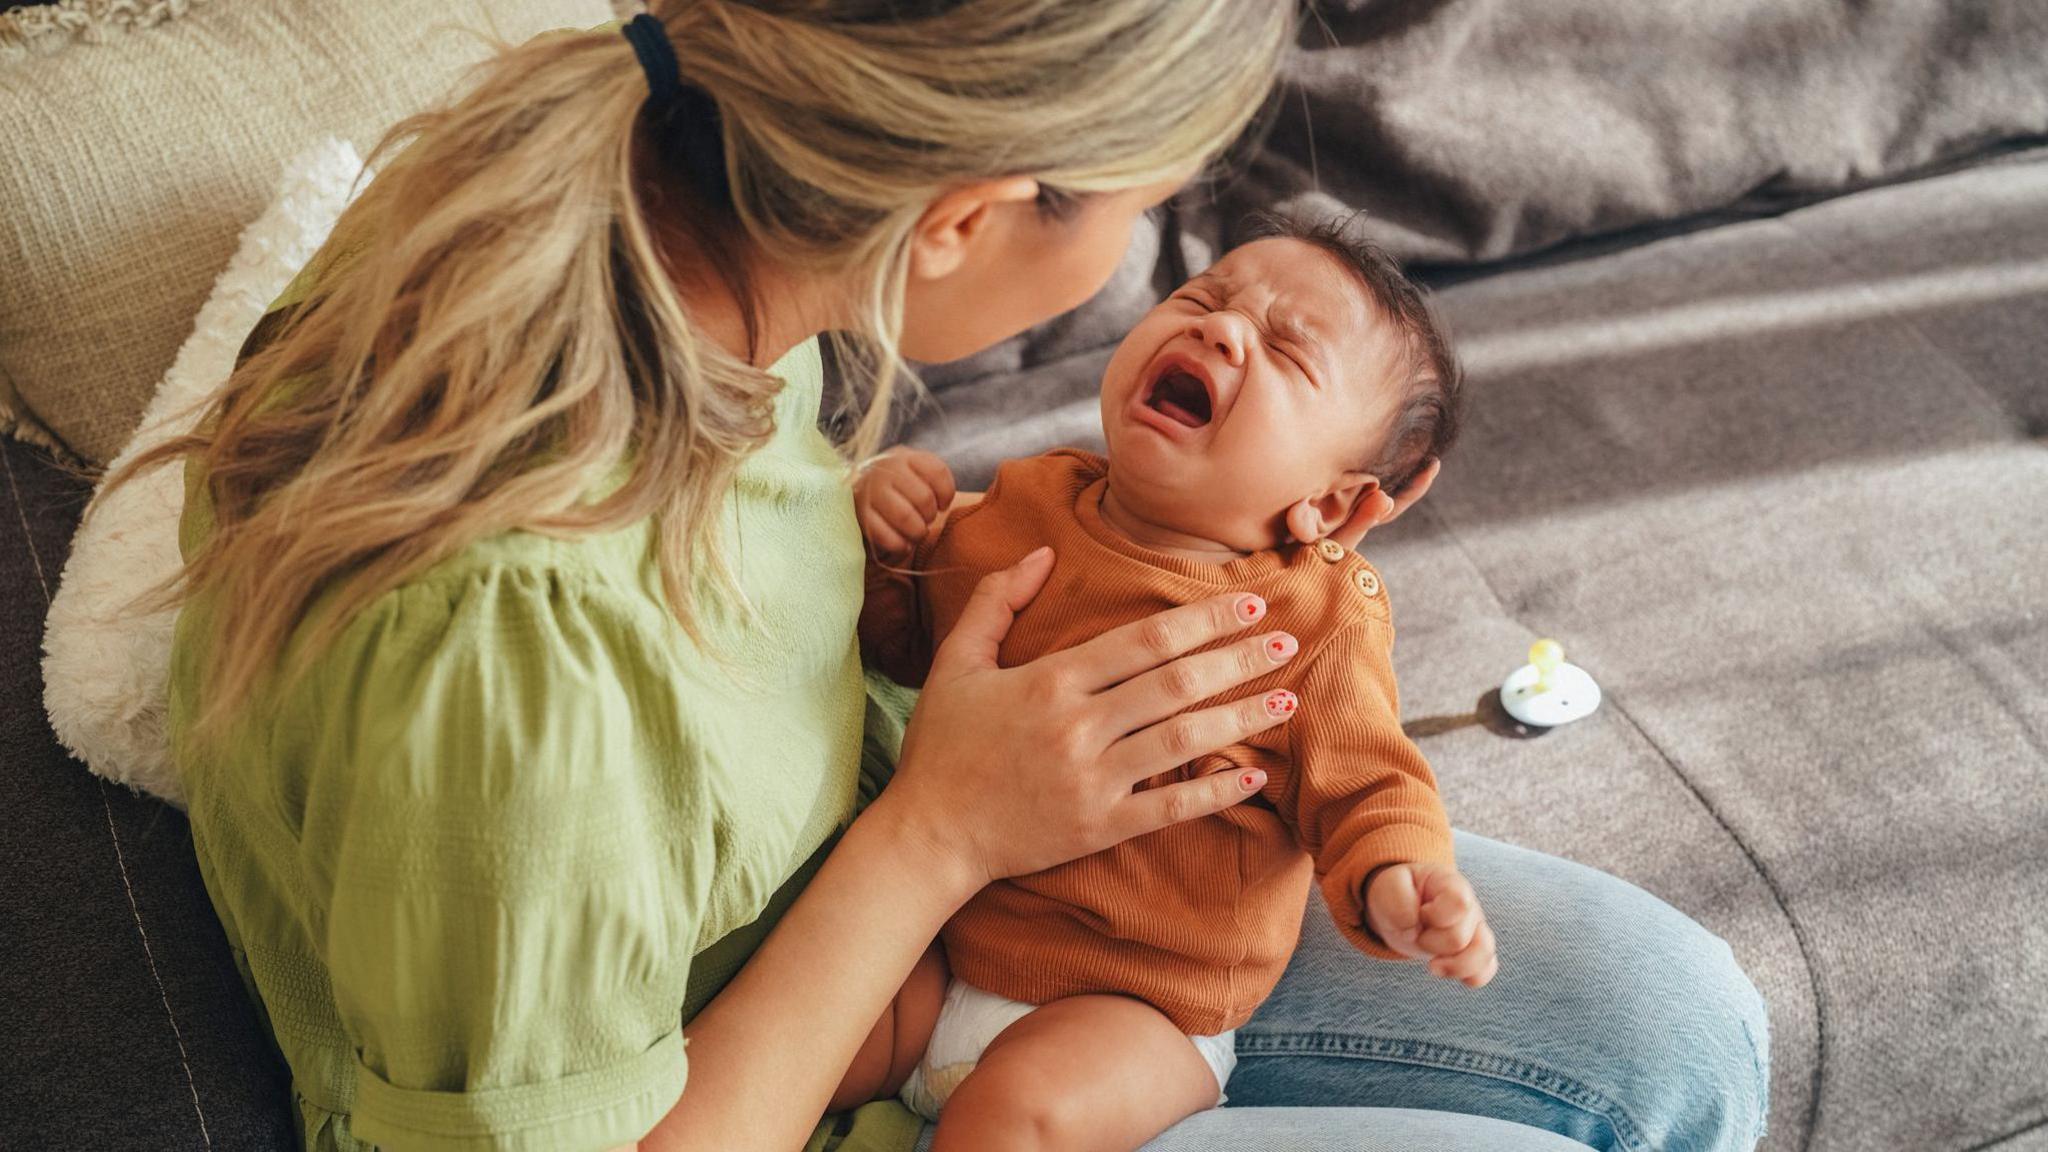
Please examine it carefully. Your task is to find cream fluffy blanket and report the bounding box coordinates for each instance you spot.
[41,138,364,805]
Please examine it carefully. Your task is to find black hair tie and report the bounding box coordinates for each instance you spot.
[623,12,682,105]
[623,11,731,208]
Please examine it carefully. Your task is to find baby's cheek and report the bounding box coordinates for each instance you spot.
[1212,413,1306,505]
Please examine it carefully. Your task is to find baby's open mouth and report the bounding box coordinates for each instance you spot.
[1145,369,1213,428]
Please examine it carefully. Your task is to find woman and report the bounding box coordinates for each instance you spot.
[127,2,1769,1150]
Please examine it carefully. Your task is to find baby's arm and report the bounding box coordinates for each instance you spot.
[853,448,978,685]
[855,447,959,567]
[1283,622,1497,987]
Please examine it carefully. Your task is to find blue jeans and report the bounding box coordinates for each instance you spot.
[916,832,1770,1152]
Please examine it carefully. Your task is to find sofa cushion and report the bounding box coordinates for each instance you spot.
[1220,0,2048,266]
[0,0,610,462]
[1394,153,2048,1152]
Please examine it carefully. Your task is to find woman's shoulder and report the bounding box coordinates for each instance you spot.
[262,525,679,790]
[326,522,666,681]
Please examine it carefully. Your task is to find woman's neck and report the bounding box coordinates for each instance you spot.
[675,250,848,370]
[1098,482,1252,566]
[644,196,849,369]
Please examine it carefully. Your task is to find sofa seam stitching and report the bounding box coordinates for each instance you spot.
[1960,1111,2048,1152]
[1,441,50,597]
[95,777,215,1150]
[1602,693,1821,1152]
[4,442,214,1150]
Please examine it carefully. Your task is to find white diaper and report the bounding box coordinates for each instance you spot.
[897,977,1237,1121]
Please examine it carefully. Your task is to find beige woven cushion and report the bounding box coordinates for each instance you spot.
[0,0,611,462]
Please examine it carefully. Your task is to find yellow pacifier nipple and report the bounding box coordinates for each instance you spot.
[1529,639,1564,694]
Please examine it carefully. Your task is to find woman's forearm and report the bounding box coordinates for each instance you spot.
[640,796,978,1151]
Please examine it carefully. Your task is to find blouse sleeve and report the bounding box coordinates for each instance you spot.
[1281,619,1456,961]
[296,563,711,1152]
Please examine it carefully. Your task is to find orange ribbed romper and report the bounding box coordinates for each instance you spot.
[912,449,1454,1035]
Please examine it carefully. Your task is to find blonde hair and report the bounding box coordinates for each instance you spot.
[112,0,1291,735]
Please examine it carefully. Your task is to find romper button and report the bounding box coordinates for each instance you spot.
[1316,538,1347,563]
[1354,568,1381,597]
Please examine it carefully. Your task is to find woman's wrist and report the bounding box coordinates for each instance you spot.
[848,790,987,913]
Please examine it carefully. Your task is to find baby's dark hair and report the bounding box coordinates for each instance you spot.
[1240,212,1463,496]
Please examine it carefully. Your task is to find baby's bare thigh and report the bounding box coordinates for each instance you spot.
[828,944,948,1113]
[932,995,1220,1152]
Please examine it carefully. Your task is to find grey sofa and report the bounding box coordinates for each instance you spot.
[4,2,2045,1150]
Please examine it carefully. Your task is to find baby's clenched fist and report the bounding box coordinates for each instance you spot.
[1365,861,1498,988]
[855,448,957,565]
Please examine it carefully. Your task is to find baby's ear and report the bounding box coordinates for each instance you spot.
[1287,472,1380,545]
[1330,458,1444,549]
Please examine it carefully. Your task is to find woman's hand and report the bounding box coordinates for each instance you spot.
[871,546,1299,890]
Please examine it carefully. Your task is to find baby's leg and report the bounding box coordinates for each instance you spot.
[931,995,1221,1152]
[828,944,948,1112]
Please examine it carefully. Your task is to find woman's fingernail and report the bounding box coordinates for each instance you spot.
[1235,594,1266,623]
[1265,633,1298,662]
[1023,545,1053,565]
[1264,690,1298,717]
[1240,770,1267,792]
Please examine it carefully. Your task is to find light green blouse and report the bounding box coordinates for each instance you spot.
[171,334,919,1151]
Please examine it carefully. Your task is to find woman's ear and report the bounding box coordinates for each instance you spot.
[1286,473,1378,544]
[908,177,1043,283]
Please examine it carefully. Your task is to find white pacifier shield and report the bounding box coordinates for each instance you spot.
[1499,662,1602,727]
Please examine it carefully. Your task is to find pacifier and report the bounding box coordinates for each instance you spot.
[1498,639,1601,728]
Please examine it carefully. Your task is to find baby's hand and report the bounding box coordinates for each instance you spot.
[1365,862,1498,988]
[855,448,957,565]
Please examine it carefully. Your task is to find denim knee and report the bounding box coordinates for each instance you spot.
[1228,833,1776,1152]
[1626,927,1773,1152]
[1454,833,1774,1152]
